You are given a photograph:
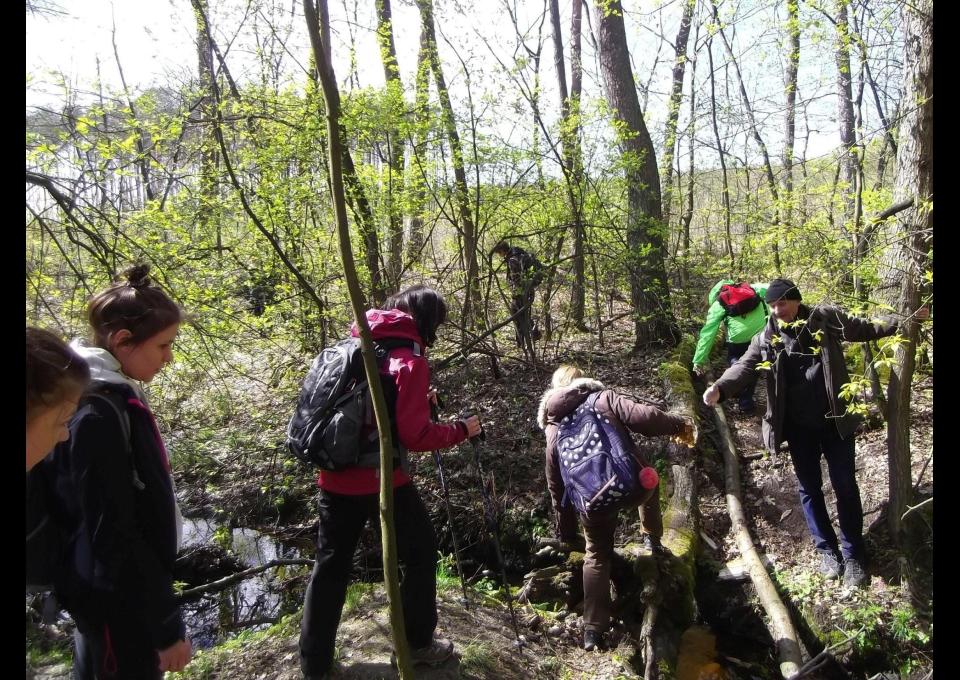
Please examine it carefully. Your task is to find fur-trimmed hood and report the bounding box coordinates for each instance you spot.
[536,377,605,429]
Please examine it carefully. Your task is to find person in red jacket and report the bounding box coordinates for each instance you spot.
[299,285,482,679]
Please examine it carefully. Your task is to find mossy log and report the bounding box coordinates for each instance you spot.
[619,347,700,679]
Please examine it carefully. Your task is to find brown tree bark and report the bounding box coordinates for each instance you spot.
[593,0,673,346]
[834,0,858,228]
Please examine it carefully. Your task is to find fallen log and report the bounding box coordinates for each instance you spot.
[708,370,803,678]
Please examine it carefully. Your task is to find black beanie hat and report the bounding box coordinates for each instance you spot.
[765,278,802,303]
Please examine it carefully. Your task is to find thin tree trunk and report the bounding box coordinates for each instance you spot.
[706,38,733,270]
[834,0,857,228]
[660,0,695,228]
[782,0,800,234]
[405,22,431,263]
[549,0,587,327]
[710,0,781,273]
[375,0,405,293]
[191,0,222,257]
[303,1,413,676]
[416,0,482,329]
[710,376,802,678]
[593,0,673,346]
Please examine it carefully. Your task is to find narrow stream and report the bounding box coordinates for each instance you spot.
[179,518,309,648]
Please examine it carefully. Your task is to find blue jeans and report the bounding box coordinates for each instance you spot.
[727,342,756,410]
[785,421,864,561]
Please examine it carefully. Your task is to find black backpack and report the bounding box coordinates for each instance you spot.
[286,337,419,469]
[27,386,131,592]
[717,282,762,316]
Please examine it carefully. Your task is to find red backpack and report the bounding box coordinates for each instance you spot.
[717,282,762,316]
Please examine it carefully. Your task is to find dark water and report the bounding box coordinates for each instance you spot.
[179,518,309,649]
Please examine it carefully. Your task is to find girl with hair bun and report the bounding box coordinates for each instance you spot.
[47,264,193,678]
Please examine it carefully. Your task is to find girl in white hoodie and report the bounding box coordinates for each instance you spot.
[48,264,193,679]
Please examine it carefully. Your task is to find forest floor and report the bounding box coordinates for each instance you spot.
[26,320,934,680]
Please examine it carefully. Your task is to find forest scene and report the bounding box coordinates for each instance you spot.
[26,0,932,678]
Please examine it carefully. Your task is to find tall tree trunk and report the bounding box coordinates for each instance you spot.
[549,0,587,328]
[376,0,405,293]
[782,0,800,235]
[303,1,413,676]
[416,0,482,329]
[405,22,431,263]
[660,0,695,227]
[880,0,932,546]
[834,0,858,228]
[593,0,673,346]
[191,0,222,257]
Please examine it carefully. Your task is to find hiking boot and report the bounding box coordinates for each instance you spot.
[392,637,455,667]
[583,629,602,652]
[843,558,867,589]
[817,551,843,580]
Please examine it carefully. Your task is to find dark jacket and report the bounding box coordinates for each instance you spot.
[504,246,543,293]
[537,378,686,533]
[47,382,184,650]
[714,304,899,452]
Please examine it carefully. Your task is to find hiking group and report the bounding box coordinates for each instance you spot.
[26,262,929,677]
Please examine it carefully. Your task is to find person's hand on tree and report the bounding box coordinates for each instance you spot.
[703,384,721,407]
[692,365,707,378]
[915,305,931,321]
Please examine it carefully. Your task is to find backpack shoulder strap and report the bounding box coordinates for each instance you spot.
[373,337,421,359]
[85,387,132,455]
[83,385,140,488]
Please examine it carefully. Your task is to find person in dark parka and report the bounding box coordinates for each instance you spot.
[703,278,929,588]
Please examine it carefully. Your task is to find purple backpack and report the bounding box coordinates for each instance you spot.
[556,392,643,514]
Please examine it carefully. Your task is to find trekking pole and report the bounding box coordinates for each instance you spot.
[466,423,525,654]
[430,396,470,609]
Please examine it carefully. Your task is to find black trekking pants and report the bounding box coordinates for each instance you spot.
[299,484,439,676]
[509,289,536,347]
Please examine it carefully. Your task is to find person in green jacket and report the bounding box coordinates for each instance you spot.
[691,279,768,413]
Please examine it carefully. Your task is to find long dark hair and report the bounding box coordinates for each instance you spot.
[87,264,183,349]
[384,285,448,346]
[26,327,90,421]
